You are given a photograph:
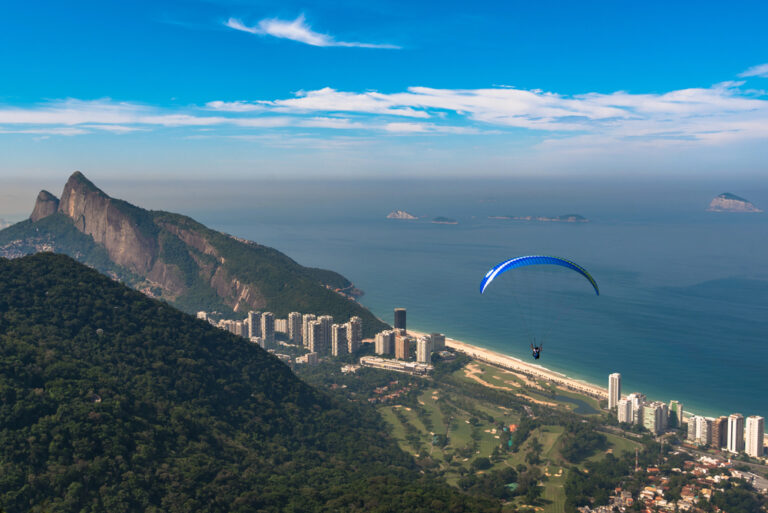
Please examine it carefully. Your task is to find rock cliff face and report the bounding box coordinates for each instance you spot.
[58,172,158,273]
[0,172,387,335]
[29,190,60,222]
[706,193,762,213]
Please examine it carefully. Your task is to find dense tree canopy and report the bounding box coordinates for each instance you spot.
[0,253,495,513]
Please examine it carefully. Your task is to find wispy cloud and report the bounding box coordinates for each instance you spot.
[224,15,399,49]
[2,68,768,151]
[739,63,768,78]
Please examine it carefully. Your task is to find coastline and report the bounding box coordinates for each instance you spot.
[408,329,608,400]
[408,329,768,442]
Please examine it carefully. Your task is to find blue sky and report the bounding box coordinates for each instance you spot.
[1,0,767,179]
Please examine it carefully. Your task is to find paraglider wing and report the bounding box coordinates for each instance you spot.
[479,255,599,295]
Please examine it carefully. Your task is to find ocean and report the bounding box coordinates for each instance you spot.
[177,177,768,421]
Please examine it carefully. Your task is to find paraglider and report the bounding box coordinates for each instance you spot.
[480,255,599,359]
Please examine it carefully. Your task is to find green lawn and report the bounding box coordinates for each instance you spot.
[377,365,639,509]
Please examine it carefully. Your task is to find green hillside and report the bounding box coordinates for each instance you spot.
[0,173,388,337]
[0,253,496,513]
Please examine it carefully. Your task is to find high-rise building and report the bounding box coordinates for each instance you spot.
[395,334,411,360]
[275,318,288,334]
[260,312,275,345]
[305,352,318,366]
[745,416,764,458]
[431,333,446,352]
[416,336,433,364]
[302,314,317,348]
[331,324,348,357]
[727,413,745,453]
[711,416,728,449]
[234,320,245,337]
[627,393,645,425]
[250,336,266,349]
[307,320,324,354]
[394,308,407,331]
[696,417,713,445]
[608,373,621,410]
[318,315,333,353]
[375,330,395,355]
[346,316,362,353]
[669,400,684,427]
[687,416,700,442]
[617,398,632,423]
[248,311,262,338]
[642,402,665,434]
[288,312,303,345]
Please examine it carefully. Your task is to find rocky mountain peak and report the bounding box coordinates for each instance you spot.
[29,190,60,222]
[57,171,158,273]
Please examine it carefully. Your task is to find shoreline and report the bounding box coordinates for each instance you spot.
[408,329,768,442]
[408,329,608,400]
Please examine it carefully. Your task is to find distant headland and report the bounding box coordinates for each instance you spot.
[431,217,458,225]
[706,193,762,213]
[489,214,589,223]
[386,210,418,220]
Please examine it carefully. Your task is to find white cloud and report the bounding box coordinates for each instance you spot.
[205,100,264,112]
[225,15,399,49]
[0,127,88,136]
[2,69,768,150]
[739,63,768,78]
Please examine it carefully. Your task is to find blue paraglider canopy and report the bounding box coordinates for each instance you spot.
[480,255,599,296]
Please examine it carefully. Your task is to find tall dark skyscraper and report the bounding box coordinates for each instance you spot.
[394,308,406,331]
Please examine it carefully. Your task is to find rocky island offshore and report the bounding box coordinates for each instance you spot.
[706,193,762,213]
[489,214,589,223]
[386,210,418,220]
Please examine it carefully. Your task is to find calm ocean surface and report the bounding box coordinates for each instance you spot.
[183,179,768,422]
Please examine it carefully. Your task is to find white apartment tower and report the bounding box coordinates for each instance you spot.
[608,373,621,410]
[627,393,645,425]
[416,336,433,364]
[301,314,317,348]
[727,413,745,453]
[288,312,302,345]
[331,324,348,357]
[346,316,363,353]
[617,398,632,423]
[260,312,275,345]
[375,330,395,356]
[745,416,765,458]
[307,320,324,354]
[430,333,446,352]
[247,311,262,339]
[318,315,334,353]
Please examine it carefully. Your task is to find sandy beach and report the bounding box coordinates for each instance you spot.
[408,330,608,400]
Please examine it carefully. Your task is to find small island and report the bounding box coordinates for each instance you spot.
[706,193,762,213]
[489,214,589,223]
[386,210,418,220]
[432,217,458,225]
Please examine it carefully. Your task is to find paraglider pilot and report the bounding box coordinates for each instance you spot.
[530,342,542,359]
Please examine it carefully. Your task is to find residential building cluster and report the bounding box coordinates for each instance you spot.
[197,309,363,365]
[578,455,768,513]
[687,413,765,458]
[373,308,445,367]
[610,372,765,458]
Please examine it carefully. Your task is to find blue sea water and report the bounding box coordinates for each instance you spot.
[182,178,768,422]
